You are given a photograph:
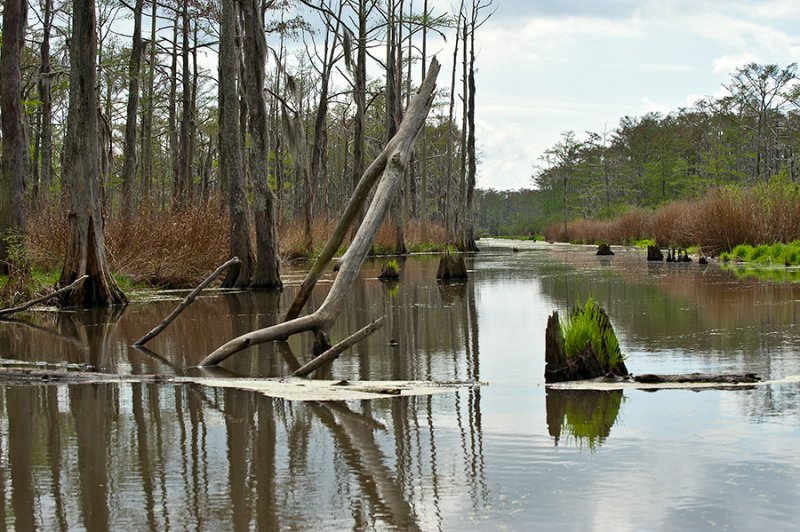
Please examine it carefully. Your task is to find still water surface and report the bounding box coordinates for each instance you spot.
[0,240,798,530]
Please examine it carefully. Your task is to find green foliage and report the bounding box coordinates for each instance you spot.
[631,238,656,249]
[559,298,624,367]
[721,241,800,267]
[384,259,400,275]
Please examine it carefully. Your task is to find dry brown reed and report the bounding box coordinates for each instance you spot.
[544,183,800,254]
[26,203,450,288]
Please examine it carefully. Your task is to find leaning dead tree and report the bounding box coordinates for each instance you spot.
[199,58,441,367]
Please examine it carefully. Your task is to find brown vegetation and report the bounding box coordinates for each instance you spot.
[544,183,800,254]
[24,200,450,288]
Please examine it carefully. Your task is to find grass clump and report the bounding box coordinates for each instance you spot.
[720,241,800,267]
[559,298,624,367]
[380,258,400,278]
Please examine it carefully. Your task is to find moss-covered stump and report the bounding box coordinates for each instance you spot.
[378,259,400,280]
[647,245,664,261]
[544,303,629,383]
[436,253,468,280]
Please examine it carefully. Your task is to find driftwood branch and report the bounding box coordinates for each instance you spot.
[199,58,441,367]
[133,257,241,346]
[291,316,385,377]
[0,275,88,318]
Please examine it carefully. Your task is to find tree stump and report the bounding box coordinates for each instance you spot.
[647,245,664,261]
[378,261,400,280]
[436,253,468,280]
[544,309,630,383]
[596,243,614,256]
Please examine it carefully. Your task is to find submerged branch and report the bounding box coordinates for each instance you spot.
[291,316,385,377]
[133,257,240,346]
[0,275,88,318]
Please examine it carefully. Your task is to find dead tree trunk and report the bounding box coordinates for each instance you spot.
[241,0,281,290]
[59,0,127,307]
[219,0,254,287]
[0,0,28,275]
[120,0,144,218]
[200,58,441,367]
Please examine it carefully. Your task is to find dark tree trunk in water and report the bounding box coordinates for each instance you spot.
[241,0,281,290]
[219,0,254,287]
[59,0,127,307]
[0,0,28,275]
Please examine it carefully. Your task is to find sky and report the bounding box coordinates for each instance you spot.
[435,0,800,190]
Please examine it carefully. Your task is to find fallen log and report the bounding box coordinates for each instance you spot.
[133,257,240,346]
[291,317,385,378]
[0,275,88,318]
[199,59,441,367]
[633,372,759,384]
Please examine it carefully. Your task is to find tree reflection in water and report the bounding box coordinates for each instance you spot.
[0,257,488,529]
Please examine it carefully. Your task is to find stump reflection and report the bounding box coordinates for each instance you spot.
[546,389,624,449]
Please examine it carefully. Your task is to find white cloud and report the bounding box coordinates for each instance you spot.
[639,97,671,115]
[712,52,759,75]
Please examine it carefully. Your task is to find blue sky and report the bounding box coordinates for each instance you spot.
[442,0,800,189]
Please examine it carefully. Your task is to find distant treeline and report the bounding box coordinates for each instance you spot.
[476,62,800,239]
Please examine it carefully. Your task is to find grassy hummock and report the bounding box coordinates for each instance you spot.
[559,298,624,368]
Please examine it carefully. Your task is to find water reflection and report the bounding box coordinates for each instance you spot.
[1,248,799,528]
[546,389,624,449]
[0,382,491,530]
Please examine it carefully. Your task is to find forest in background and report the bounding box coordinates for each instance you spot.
[0,0,496,305]
[475,62,800,246]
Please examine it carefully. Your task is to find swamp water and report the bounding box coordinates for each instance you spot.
[0,239,798,530]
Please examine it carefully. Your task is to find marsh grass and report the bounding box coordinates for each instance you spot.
[559,298,624,367]
[545,179,800,254]
[720,241,800,266]
[24,203,451,289]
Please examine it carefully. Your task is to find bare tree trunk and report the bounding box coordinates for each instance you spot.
[190,22,199,202]
[241,0,282,290]
[168,18,179,206]
[219,0,254,287]
[419,0,429,240]
[59,0,127,307]
[175,0,192,208]
[462,4,479,252]
[0,0,28,275]
[201,59,441,366]
[140,0,157,208]
[444,2,463,242]
[37,0,54,205]
[120,0,144,218]
[456,15,468,250]
[384,0,407,254]
[350,0,369,241]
